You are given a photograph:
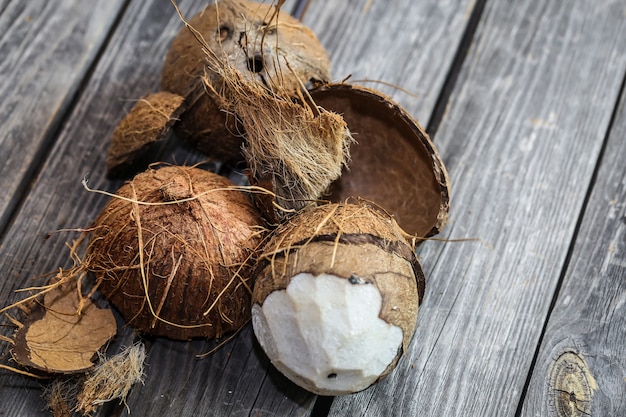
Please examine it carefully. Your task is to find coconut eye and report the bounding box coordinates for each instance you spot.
[247,54,264,73]
[217,23,233,42]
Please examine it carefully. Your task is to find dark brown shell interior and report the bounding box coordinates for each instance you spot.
[310,84,450,238]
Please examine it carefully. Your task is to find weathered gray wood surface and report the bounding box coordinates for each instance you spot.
[0,0,126,235]
[106,1,476,416]
[1,0,625,416]
[521,77,626,416]
[326,0,626,415]
[303,0,476,124]
[0,1,209,415]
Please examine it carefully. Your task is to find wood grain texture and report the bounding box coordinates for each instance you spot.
[0,0,126,233]
[327,0,626,416]
[0,0,209,415]
[2,0,624,416]
[520,81,626,416]
[302,0,476,124]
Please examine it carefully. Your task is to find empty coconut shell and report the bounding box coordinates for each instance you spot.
[161,0,331,163]
[310,83,450,238]
[12,284,116,374]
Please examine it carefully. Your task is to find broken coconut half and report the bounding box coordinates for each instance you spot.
[106,92,186,178]
[310,83,450,238]
[251,202,424,395]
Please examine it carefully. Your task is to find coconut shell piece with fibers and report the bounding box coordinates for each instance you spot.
[214,67,352,224]
[310,83,450,238]
[106,92,186,178]
[161,0,331,164]
[88,165,264,340]
[252,202,423,395]
[12,284,117,374]
[192,13,352,223]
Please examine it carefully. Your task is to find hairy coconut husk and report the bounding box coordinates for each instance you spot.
[76,343,146,415]
[43,343,146,416]
[106,92,186,178]
[204,65,352,224]
[161,0,331,163]
[88,165,264,340]
[310,83,451,238]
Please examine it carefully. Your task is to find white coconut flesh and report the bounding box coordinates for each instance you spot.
[251,272,403,395]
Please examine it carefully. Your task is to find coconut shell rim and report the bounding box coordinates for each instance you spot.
[310,82,451,238]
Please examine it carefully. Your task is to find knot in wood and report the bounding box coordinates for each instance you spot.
[548,351,597,417]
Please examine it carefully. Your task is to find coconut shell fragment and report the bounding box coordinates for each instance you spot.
[106,92,186,178]
[12,285,117,374]
[88,165,264,340]
[217,70,352,224]
[310,83,450,238]
[161,0,332,163]
[252,202,423,395]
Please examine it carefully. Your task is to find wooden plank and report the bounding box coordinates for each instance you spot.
[0,0,208,415]
[326,0,626,416]
[520,83,626,416]
[302,0,477,124]
[0,1,475,416]
[0,0,126,233]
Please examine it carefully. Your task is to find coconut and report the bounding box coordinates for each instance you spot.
[160,0,331,164]
[200,63,352,224]
[310,83,450,237]
[106,92,186,178]
[251,202,424,395]
[88,165,264,340]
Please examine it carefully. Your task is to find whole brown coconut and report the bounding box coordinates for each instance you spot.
[161,0,331,163]
[251,202,424,395]
[88,166,264,340]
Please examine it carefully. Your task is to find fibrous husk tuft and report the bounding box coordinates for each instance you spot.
[88,165,265,340]
[45,377,80,417]
[206,66,352,223]
[162,0,332,164]
[76,342,146,415]
[44,343,146,417]
[106,92,186,178]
